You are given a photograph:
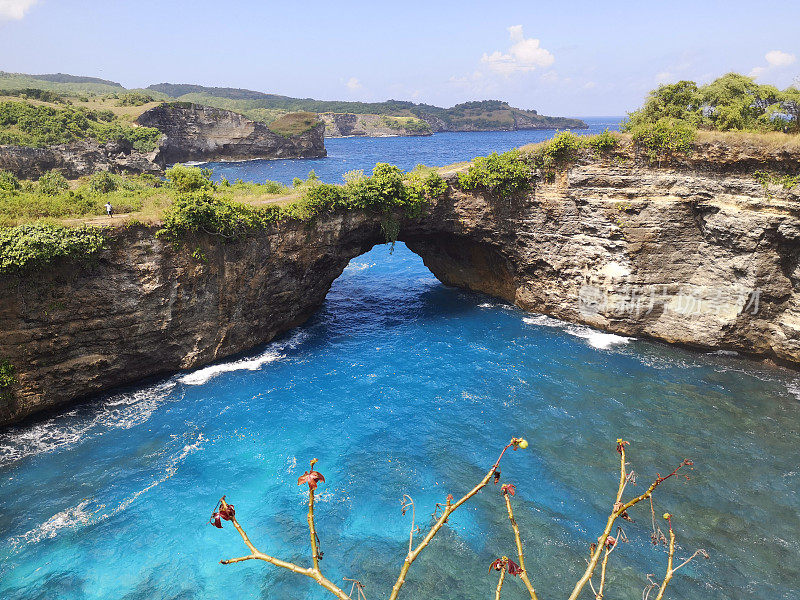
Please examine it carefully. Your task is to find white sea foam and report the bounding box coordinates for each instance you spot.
[568,329,631,349]
[343,261,374,273]
[786,380,800,401]
[0,381,178,467]
[6,433,204,551]
[108,433,205,517]
[522,314,632,349]
[8,500,95,548]
[179,331,308,385]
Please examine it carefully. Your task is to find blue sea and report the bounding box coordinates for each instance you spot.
[1,127,799,600]
[203,117,621,185]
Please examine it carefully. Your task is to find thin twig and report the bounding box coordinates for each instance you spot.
[503,492,539,599]
[388,439,521,600]
[218,492,350,600]
[495,566,507,600]
[567,442,691,600]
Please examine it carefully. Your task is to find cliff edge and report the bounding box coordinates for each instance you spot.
[136,103,326,164]
[2,143,800,424]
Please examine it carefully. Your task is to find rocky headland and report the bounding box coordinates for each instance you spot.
[2,140,799,425]
[136,103,326,164]
[320,113,432,137]
[0,103,327,179]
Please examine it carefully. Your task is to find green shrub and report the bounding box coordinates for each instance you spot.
[37,170,69,196]
[0,223,107,274]
[623,73,799,133]
[405,168,448,210]
[291,163,444,220]
[586,129,619,155]
[0,100,161,150]
[0,359,16,389]
[630,117,696,162]
[458,149,532,198]
[0,170,21,193]
[346,163,407,210]
[89,171,119,194]
[292,184,348,218]
[116,92,155,107]
[165,165,215,193]
[158,192,281,240]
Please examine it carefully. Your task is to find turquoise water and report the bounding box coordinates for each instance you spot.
[1,242,799,600]
[202,117,621,185]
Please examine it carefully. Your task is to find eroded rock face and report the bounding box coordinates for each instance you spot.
[320,113,432,137]
[2,155,800,425]
[0,214,383,425]
[0,140,161,179]
[136,103,327,164]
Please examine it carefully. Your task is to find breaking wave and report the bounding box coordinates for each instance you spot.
[522,314,632,349]
[179,331,308,386]
[0,381,179,467]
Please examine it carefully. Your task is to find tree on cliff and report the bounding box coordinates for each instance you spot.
[624,72,800,133]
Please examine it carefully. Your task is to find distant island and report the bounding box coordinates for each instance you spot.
[0,71,587,138]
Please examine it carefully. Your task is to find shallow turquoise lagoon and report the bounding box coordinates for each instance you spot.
[1,243,798,599]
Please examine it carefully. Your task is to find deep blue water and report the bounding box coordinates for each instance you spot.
[202,117,622,185]
[1,242,798,600]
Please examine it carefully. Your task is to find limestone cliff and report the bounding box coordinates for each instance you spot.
[320,113,432,137]
[136,103,326,164]
[0,139,161,179]
[2,149,800,425]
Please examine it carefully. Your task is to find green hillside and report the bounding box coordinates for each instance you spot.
[0,71,586,135]
[147,83,586,131]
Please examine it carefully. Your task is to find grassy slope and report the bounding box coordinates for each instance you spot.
[154,88,586,130]
[0,73,585,134]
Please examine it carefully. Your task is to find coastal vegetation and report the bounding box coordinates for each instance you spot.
[0,163,449,272]
[266,111,320,137]
[623,72,800,133]
[0,221,107,274]
[0,99,161,150]
[144,84,586,132]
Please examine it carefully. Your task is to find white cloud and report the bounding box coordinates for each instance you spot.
[766,50,796,68]
[345,77,362,90]
[750,50,796,79]
[0,0,37,21]
[480,25,554,75]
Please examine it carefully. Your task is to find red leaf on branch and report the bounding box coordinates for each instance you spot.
[446,494,454,502]
[209,512,223,528]
[493,468,501,485]
[501,483,516,496]
[616,439,630,454]
[489,558,504,572]
[507,558,523,576]
[219,504,235,521]
[298,470,326,491]
[605,535,617,548]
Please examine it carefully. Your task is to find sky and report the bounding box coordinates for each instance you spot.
[1,0,798,116]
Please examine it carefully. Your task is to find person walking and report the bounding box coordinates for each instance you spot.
[105,201,113,218]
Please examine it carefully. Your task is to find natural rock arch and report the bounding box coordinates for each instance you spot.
[3,159,800,425]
